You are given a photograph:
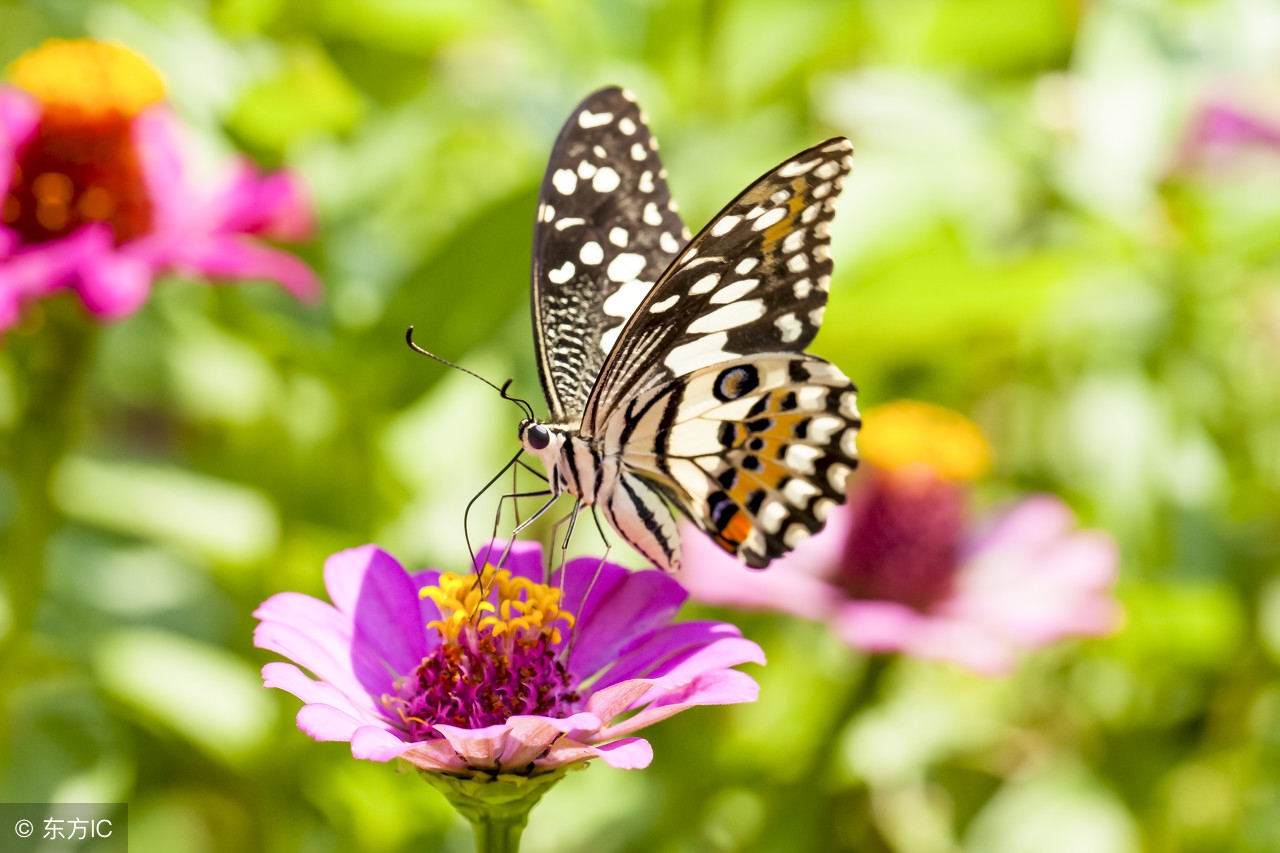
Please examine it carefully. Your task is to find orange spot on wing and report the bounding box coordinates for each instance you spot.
[716,508,753,551]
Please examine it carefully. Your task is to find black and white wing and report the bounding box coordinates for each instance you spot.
[586,138,860,568]
[532,86,688,424]
[582,137,854,431]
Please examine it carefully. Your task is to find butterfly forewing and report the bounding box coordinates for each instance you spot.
[532,86,689,423]
[581,137,854,434]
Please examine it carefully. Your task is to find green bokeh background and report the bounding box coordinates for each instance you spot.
[2,0,1279,850]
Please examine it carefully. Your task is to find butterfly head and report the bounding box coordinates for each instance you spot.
[518,418,565,463]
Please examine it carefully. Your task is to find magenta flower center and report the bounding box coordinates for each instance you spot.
[836,469,965,611]
[382,566,579,739]
[3,40,162,245]
[4,111,153,245]
[388,633,578,738]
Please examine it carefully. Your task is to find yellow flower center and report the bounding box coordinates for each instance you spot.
[421,566,576,646]
[8,39,164,118]
[858,400,992,482]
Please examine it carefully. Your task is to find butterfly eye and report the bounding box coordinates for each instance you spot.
[527,423,551,451]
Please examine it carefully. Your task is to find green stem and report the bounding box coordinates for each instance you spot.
[0,306,97,771]
[417,765,577,853]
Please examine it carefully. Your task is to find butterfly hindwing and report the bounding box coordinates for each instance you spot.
[582,137,854,434]
[532,86,689,422]
[603,353,859,568]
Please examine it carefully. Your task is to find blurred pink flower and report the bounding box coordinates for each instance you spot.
[255,540,764,776]
[0,39,318,332]
[677,401,1121,676]
[1176,93,1280,173]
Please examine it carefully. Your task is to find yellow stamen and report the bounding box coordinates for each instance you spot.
[420,565,575,646]
[859,400,992,482]
[7,39,164,118]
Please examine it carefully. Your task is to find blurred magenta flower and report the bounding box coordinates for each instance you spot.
[254,541,763,776]
[678,401,1122,676]
[1176,95,1280,172]
[0,39,318,332]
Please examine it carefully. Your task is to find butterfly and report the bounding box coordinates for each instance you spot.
[516,86,860,572]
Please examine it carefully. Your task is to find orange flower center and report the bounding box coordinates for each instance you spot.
[3,40,165,245]
[857,400,992,482]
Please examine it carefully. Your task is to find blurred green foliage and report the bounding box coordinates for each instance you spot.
[2,0,1280,851]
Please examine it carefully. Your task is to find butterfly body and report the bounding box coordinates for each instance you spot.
[521,87,861,572]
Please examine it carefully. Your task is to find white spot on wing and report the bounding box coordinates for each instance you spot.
[580,241,604,264]
[600,325,622,353]
[788,254,809,273]
[709,278,759,304]
[778,157,820,177]
[785,444,821,474]
[813,244,830,262]
[814,498,835,522]
[552,169,577,195]
[593,167,620,192]
[631,142,647,161]
[690,274,720,295]
[643,202,662,226]
[828,463,851,493]
[619,117,637,134]
[639,171,655,192]
[710,215,742,237]
[784,478,819,507]
[609,227,628,247]
[665,332,730,373]
[577,160,597,179]
[815,160,840,180]
[594,145,607,158]
[809,305,826,327]
[775,312,802,343]
[555,217,585,230]
[649,294,679,313]
[798,386,826,411]
[784,523,810,548]
[735,258,758,275]
[687,299,765,333]
[841,428,858,457]
[607,253,647,282]
[793,278,812,299]
[603,279,652,318]
[541,204,555,222]
[783,230,806,253]
[809,415,843,442]
[579,110,613,128]
[760,500,787,534]
[660,232,679,253]
[547,261,575,284]
[753,208,787,231]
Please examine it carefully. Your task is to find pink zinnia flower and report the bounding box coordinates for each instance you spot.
[254,541,764,776]
[677,401,1122,677]
[0,39,318,332]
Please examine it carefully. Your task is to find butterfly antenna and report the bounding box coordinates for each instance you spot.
[405,327,535,419]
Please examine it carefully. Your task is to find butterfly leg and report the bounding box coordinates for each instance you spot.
[547,499,584,582]
[477,493,564,600]
[465,448,533,570]
[559,544,612,671]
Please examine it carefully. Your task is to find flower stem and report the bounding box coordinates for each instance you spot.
[0,304,97,772]
[418,765,576,853]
